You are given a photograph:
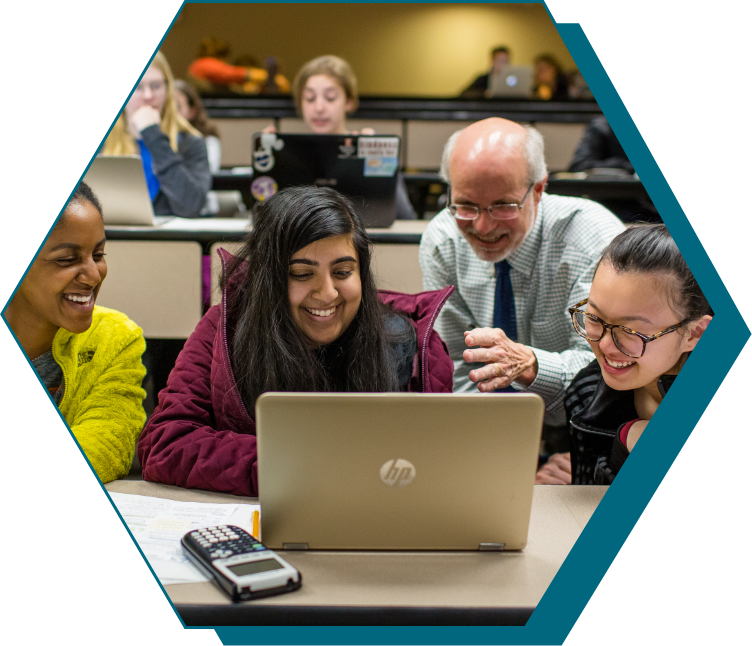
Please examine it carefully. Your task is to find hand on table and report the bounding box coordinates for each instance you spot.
[535,452,571,485]
[463,327,538,391]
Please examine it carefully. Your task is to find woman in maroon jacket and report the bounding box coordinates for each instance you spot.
[138,187,454,496]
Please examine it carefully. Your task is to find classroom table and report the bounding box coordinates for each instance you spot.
[104,479,607,626]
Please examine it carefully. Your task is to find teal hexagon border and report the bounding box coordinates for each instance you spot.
[1,2,747,645]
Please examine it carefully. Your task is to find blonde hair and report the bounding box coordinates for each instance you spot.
[292,55,359,115]
[103,51,200,155]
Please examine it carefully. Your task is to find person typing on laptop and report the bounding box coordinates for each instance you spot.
[102,52,211,218]
[138,187,454,496]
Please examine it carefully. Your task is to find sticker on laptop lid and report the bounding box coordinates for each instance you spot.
[358,137,399,177]
[252,133,284,173]
[338,137,357,158]
[251,176,278,202]
[363,156,399,177]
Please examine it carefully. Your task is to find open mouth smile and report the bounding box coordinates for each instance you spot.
[64,293,93,304]
[602,355,637,375]
[63,292,96,311]
[304,305,337,319]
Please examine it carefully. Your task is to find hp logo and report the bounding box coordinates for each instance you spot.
[380,458,416,487]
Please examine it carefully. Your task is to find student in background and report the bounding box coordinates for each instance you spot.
[174,80,222,173]
[174,79,224,219]
[289,55,417,219]
[5,182,147,483]
[533,54,569,101]
[460,45,511,98]
[292,55,373,135]
[536,225,713,485]
[568,115,633,174]
[102,52,211,218]
[138,187,454,496]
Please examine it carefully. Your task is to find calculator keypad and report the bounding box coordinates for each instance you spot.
[189,525,264,560]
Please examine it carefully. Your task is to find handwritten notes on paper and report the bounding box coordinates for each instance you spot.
[109,492,260,585]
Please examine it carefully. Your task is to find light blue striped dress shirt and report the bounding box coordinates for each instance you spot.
[419,193,626,425]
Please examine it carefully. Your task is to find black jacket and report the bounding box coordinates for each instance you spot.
[565,359,676,484]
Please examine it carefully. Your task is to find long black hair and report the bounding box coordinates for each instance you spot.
[599,224,713,321]
[221,186,408,415]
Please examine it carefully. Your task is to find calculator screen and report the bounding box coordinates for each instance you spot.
[227,558,284,577]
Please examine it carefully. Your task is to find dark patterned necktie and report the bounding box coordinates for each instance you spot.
[493,260,517,392]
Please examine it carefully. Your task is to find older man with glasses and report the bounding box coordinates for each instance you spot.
[419,117,625,435]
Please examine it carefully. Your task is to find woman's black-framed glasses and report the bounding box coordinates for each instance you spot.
[449,183,535,221]
[568,299,690,359]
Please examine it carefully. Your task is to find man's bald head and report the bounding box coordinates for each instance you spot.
[440,118,547,187]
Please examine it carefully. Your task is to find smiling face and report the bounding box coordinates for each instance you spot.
[8,200,107,357]
[449,124,543,263]
[288,234,362,346]
[586,263,700,395]
[301,74,353,134]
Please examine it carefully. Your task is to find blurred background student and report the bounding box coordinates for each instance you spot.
[174,79,222,173]
[460,45,511,98]
[102,52,211,218]
[533,53,569,101]
[5,182,147,483]
[290,55,417,219]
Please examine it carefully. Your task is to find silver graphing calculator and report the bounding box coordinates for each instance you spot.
[181,525,301,602]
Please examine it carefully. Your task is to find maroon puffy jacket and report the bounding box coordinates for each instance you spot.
[138,251,455,496]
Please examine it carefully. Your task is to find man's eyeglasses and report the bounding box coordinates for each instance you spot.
[449,183,534,221]
[134,80,166,95]
[568,299,690,359]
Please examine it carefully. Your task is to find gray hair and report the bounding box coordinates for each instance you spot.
[439,124,547,186]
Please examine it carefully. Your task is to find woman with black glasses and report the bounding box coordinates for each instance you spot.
[537,224,713,484]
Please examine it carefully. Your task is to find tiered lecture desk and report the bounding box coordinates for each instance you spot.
[106,478,607,626]
[102,219,429,339]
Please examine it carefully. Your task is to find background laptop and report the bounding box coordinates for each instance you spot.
[487,65,534,98]
[256,392,544,551]
[250,132,401,228]
[83,155,169,226]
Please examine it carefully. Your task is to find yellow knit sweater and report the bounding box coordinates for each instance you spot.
[53,306,147,483]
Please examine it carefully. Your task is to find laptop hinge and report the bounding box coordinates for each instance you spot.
[282,543,309,550]
[479,543,506,551]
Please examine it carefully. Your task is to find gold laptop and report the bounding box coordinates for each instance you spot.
[256,393,544,551]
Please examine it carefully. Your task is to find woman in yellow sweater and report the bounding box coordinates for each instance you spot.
[5,182,147,482]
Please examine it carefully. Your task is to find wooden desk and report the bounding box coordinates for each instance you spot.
[105,479,606,625]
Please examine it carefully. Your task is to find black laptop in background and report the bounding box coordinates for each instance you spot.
[249,133,401,228]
